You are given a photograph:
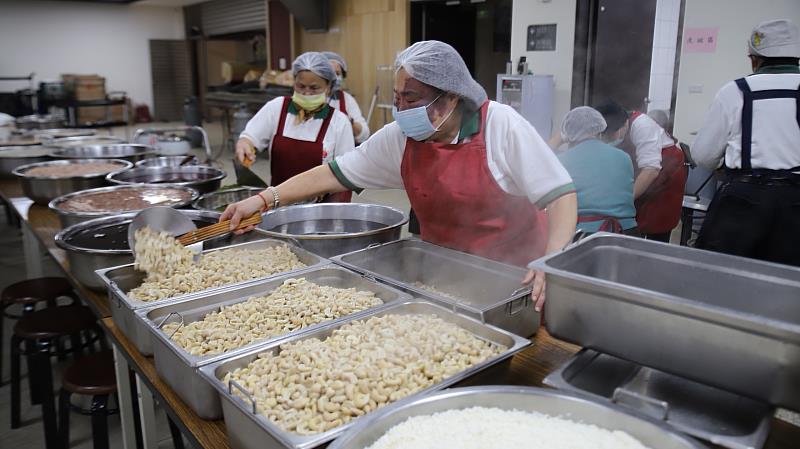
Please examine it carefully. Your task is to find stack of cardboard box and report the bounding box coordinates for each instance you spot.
[61,74,128,124]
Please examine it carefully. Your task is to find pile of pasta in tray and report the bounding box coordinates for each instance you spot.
[162,278,384,356]
[224,313,506,435]
[130,227,306,302]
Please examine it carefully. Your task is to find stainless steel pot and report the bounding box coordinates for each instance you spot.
[106,166,227,194]
[0,145,51,179]
[49,144,158,163]
[329,386,705,449]
[257,203,408,257]
[49,184,199,228]
[47,135,125,149]
[15,114,65,130]
[192,187,263,212]
[13,158,133,205]
[54,210,224,290]
[135,156,200,168]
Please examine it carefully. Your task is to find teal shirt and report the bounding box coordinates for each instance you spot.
[558,139,637,232]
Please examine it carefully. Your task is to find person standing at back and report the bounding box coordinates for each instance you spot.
[692,19,800,266]
[323,51,371,144]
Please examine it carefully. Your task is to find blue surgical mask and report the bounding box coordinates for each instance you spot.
[392,94,455,141]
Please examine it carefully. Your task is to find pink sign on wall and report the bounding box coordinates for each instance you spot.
[684,27,719,53]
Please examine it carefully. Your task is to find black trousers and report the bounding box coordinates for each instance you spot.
[695,178,800,267]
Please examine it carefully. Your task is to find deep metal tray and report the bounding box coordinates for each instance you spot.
[544,349,773,449]
[138,265,414,419]
[198,300,530,449]
[530,233,800,410]
[96,238,327,355]
[330,239,538,337]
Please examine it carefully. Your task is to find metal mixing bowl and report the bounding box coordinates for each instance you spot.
[49,144,158,163]
[192,187,263,212]
[15,114,65,130]
[257,203,408,257]
[49,184,199,228]
[329,386,705,449]
[54,210,268,290]
[13,158,133,205]
[135,156,201,168]
[106,166,227,194]
[0,145,51,179]
[47,135,125,149]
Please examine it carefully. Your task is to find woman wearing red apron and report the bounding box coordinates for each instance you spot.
[223,41,578,310]
[323,51,371,144]
[596,101,687,241]
[235,52,355,202]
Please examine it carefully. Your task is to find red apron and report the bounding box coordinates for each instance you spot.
[400,101,547,267]
[270,96,351,202]
[622,111,687,234]
[336,91,348,116]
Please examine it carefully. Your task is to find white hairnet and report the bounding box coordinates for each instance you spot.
[395,40,487,110]
[561,106,607,144]
[321,51,348,76]
[292,52,336,84]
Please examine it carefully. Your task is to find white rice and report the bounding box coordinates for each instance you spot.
[365,406,652,449]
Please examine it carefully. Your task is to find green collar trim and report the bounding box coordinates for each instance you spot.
[755,64,800,74]
[287,101,331,119]
[458,108,481,140]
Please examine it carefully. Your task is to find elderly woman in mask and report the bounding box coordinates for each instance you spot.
[235,52,355,202]
[557,107,638,235]
[223,41,577,309]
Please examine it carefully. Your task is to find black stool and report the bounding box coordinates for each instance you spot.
[58,350,118,449]
[10,305,105,449]
[1,277,77,384]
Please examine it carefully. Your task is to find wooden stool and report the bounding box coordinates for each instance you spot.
[10,305,104,449]
[58,351,118,449]
[1,277,77,384]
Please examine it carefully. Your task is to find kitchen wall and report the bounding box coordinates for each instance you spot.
[0,1,184,111]
[672,0,800,143]
[510,0,577,138]
[294,0,409,132]
[647,0,681,114]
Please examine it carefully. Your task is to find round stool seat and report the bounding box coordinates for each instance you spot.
[2,277,74,306]
[13,305,96,340]
[62,351,116,396]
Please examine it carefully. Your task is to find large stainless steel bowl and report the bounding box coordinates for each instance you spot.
[0,145,51,179]
[47,135,125,149]
[49,144,158,163]
[15,114,65,130]
[329,386,705,449]
[135,155,200,168]
[257,203,408,257]
[55,210,269,290]
[13,159,133,205]
[106,166,227,194]
[192,187,263,212]
[49,184,199,228]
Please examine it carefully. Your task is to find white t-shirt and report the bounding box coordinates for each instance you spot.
[329,90,370,144]
[240,97,355,164]
[333,101,574,209]
[629,112,675,170]
[692,73,800,171]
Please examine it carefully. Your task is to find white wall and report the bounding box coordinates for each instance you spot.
[647,0,681,113]
[511,0,577,138]
[0,1,185,110]
[674,0,800,143]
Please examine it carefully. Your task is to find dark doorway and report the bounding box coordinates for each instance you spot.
[572,0,657,112]
[410,0,511,99]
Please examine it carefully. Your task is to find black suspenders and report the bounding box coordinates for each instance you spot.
[733,77,800,172]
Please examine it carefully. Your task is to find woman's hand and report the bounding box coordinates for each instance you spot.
[235,138,257,166]
[220,194,264,234]
[521,269,546,312]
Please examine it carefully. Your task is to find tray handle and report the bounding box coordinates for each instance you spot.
[229,379,258,414]
[156,311,185,339]
[506,286,532,316]
[612,387,670,421]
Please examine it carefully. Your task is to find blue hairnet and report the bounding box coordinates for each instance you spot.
[560,107,607,144]
[292,52,336,84]
[321,51,348,77]
[395,40,487,110]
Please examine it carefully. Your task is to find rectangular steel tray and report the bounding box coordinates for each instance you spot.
[330,238,538,337]
[96,238,327,355]
[198,300,530,449]
[138,265,414,419]
[530,233,800,410]
[544,349,773,449]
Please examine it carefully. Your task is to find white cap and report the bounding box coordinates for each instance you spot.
[748,19,800,58]
[560,106,607,144]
